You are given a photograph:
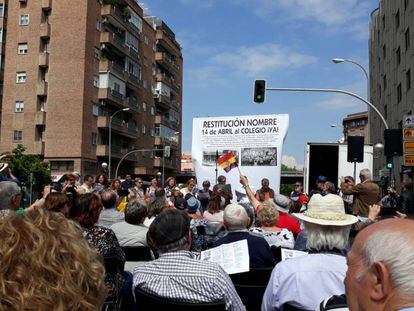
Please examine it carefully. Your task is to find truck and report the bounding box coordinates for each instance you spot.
[303,142,374,194]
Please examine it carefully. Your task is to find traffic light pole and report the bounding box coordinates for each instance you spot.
[265,87,389,129]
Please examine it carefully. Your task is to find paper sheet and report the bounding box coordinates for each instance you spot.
[281,248,308,261]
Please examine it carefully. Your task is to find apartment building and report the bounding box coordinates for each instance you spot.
[342,111,369,144]
[369,0,413,183]
[0,0,183,179]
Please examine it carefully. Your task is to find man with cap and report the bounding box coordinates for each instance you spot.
[133,209,245,311]
[310,175,327,197]
[262,193,358,311]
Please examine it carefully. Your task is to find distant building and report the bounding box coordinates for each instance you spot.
[181,154,194,175]
[0,0,182,179]
[369,0,413,184]
[342,111,369,144]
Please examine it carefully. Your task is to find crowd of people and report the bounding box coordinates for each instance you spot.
[0,163,413,311]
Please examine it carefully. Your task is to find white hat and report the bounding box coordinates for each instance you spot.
[0,162,8,173]
[293,193,358,226]
[273,194,291,213]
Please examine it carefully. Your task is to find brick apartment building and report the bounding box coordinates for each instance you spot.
[0,0,182,179]
[342,111,369,144]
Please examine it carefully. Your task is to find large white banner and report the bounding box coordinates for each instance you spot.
[192,114,289,197]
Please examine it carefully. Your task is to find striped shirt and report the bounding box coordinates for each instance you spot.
[133,250,245,311]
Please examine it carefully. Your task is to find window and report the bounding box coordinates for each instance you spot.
[142,102,146,111]
[18,43,28,55]
[19,14,29,26]
[150,129,155,137]
[150,106,155,115]
[407,69,411,91]
[16,72,26,83]
[13,130,22,142]
[93,75,99,87]
[50,161,74,171]
[396,46,401,66]
[15,101,24,112]
[405,0,409,10]
[94,47,100,59]
[395,10,400,30]
[382,15,385,30]
[397,83,402,103]
[405,28,410,51]
[144,35,149,45]
[384,105,388,119]
[143,79,147,89]
[383,74,387,90]
[0,28,3,43]
[142,124,146,134]
[0,3,4,17]
[125,32,139,51]
[92,133,97,145]
[382,44,386,59]
[96,19,101,31]
[92,103,99,116]
[152,43,156,52]
[143,56,148,67]
[113,82,120,93]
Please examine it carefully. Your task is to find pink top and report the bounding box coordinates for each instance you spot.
[203,210,224,222]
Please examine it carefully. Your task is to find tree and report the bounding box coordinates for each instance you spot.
[6,144,51,191]
[281,164,297,172]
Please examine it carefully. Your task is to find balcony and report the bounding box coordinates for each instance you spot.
[171,100,180,111]
[101,4,141,38]
[156,30,181,55]
[153,157,178,170]
[37,81,48,96]
[40,23,51,38]
[154,115,179,130]
[126,72,140,87]
[35,111,46,125]
[100,31,126,55]
[39,52,49,67]
[96,144,137,160]
[98,87,125,107]
[97,116,138,139]
[155,52,179,74]
[34,141,45,154]
[125,97,140,112]
[99,59,127,79]
[154,136,178,148]
[41,0,52,10]
[153,92,171,109]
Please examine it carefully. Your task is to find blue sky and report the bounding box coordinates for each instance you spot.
[142,0,379,168]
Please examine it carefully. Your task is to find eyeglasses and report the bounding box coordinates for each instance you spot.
[294,184,301,187]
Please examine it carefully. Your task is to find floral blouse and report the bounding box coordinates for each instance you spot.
[249,227,295,249]
[83,225,125,296]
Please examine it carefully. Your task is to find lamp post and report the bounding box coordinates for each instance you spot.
[332,58,369,86]
[108,107,130,179]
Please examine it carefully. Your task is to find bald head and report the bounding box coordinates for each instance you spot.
[101,190,117,209]
[345,219,414,311]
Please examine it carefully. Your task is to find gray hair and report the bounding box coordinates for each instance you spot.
[361,229,414,297]
[223,204,249,231]
[156,235,189,254]
[125,200,147,225]
[359,169,371,180]
[305,222,351,251]
[0,181,21,210]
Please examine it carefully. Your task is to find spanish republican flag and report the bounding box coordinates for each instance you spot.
[217,152,238,173]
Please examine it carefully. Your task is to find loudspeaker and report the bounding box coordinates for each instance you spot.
[347,136,364,163]
[384,129,403,156]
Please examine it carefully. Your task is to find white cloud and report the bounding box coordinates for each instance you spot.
[282,155,303,170]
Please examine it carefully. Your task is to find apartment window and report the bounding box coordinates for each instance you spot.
[50,161,74,171]
[395,10,400,30]
[19,14,29,26]
[150,106,154,115]
[150,129,155,137]
[18,43,28,55]
[144,35,149,45]
[96,19,101,31]
[143,79,147,89]
[382,44,386,59]
[407,69,411,91]
[405,0,409,10]
[153,43,156,52]
[93,75,99,87]
[384,104,388,120]
[397,83,402,103]
[142,124,146,134]
[15,101,24,112]
[383,75,387,90]
[0,28,3,43]
[382,15,385,30]
[143,56,148,67]
[92,103,99,116]
[94,47,100,60]
[13,130,22,142]
[16,72,26,83]
[142,102,146,111]
[396,46,401,66]
[91,133,97,145]
[0,3,4,17]
[405,28,410,51]
[113,82,120,93]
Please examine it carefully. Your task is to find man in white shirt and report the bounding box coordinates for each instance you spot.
[262,194,358,311]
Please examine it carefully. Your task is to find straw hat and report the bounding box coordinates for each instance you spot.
[293,193,358,226]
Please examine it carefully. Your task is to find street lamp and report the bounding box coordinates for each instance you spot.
[332,58,369,95]
[374,143,384,150]
[109,107,130,179]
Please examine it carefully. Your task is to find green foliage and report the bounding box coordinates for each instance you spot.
[103,0,119,5]
[281,164,297,172]
[280,183,295,196]
[122,6,132,19]
[7,144,51,191]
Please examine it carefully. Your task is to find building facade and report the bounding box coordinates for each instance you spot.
[369,0,413,184]
[0,0,182,179]
[342,111,369,144]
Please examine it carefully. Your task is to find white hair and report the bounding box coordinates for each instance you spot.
[0,181,21,210]
[361,229,414,297]
[359,169,371,180]
[305,222,351,251]
[223,204,249,231]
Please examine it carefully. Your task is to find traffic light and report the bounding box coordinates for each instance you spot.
[253,80,266,103]
[386,156,393,169]
[164,146,171,158]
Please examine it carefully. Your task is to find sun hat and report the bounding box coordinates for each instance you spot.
[273,194,291,213]
[293,193,358,226]
[186,196,200,213]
